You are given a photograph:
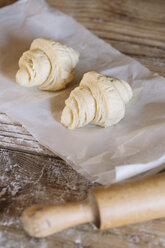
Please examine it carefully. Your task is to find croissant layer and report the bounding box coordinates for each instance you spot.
[16,38,79,91]
[61,71,133,129]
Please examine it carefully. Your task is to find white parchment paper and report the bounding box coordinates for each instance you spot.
[0,0,165,184]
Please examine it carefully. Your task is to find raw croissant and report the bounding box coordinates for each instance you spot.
[16,38,79,91]
[61,71,133,129]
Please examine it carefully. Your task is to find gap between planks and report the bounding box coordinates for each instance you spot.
[0,112,54,157]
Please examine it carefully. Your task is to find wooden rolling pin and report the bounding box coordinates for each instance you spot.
[21,172,165,237]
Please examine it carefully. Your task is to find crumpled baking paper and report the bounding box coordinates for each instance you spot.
[0,0,165,184]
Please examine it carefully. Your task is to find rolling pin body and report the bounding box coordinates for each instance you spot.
[91,172,165,229]
[21,173,165,237]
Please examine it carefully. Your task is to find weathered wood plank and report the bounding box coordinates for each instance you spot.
[1,148,165,248]
[0,148,91,247]
[49,0,165,76]
[0,113,54,156]
[0,0,165,247]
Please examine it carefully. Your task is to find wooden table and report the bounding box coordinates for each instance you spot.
[0,0,165,247]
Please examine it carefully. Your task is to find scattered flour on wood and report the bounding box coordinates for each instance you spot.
[0,148,92,248]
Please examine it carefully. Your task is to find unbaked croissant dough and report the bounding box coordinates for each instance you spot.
[16,38,79,91]
[61,71,133,129]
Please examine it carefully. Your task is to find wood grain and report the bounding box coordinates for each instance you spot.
[49,0,165,76]
[1,148,165,248]
[0,112,53,156]
[0,0,165,247]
